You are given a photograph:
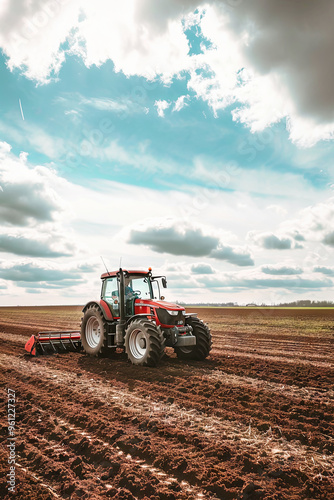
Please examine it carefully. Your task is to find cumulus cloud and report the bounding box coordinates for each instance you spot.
[191,263,215,274]
[128,220,253,266]
[198,274,332,291]
[0,261,92,292]
[19,280,84,289]
[0,142,77,259]
[314,266,334,277]
[129,224,219,257]
[261,265,303,276]
[0,262,82,282]
[280,197,334,246]
[251,233,292,250]
[323,231,334,247]
[0,0,81,83]
[0,182,58,226]
[221,0,334,124]
[210,245,254,266]
[192,1,334,145]
[155,100,171,118]
[2,1,334,144]
[0,141,65,226]
[293,233,305,242]
[0,233,74,258]
[173,95,189,112]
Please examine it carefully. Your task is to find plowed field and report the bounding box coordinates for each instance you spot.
[0,306,333,500]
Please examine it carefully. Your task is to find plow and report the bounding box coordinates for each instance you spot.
[24,267,212,366]
[25,330,81,355]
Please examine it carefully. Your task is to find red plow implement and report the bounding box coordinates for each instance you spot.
[25,331,81,356]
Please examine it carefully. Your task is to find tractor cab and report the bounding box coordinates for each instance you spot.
[101,270,166,318]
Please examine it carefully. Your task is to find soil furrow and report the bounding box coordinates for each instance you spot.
[211,347,334,369]
[212,340,334,363]
[1,354,333,473]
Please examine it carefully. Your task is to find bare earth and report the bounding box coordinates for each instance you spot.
[0,306,333,500]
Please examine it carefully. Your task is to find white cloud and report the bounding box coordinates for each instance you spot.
[265,205,288,217]
[97,139,179,174]
[261,264,303,276]
[313,266,334,277]
[1,1,334,144]
[154,99,171,118]
[0,0,81,83]
[128,219,254,266]
[191,263,215,274]
[80,96,130,112]
[173,95,189,112]
[0,232,75,258]
[0,142,76,259]
[280,197,334,244]
[68,93,149,115]
[198,273,332,291]
[250,232,293,250]
[246,197,334,256]
[163,264,333,303]
[0,120,66,159]
[0,142,65,226]
[1,137,334,303]
[0,260,84,283]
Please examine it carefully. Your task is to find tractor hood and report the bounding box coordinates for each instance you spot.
[135,299,185,311]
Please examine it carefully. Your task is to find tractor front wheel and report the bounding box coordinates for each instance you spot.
[174,316,212,360]
[80,304,108,356]
[125,319,165,367]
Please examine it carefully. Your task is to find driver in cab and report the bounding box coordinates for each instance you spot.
[111,283,137,302]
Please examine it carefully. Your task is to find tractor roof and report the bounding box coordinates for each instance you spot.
[100,270,150,279]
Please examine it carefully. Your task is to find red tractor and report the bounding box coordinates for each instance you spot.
[25,268,212,367]
[80,268,212,366]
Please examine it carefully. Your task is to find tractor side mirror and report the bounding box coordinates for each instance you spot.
[162,277,167,288]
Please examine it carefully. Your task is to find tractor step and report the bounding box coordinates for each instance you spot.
[25,331,81,356]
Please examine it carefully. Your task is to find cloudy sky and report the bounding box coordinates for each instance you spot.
[1,0,334,306]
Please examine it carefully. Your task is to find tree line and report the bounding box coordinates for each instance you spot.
[176,300,334,307]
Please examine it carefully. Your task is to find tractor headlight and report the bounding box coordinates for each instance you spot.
[167,310,178,316]
[181,310,186,315]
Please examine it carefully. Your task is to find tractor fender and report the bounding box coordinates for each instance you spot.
[82,300,114,321]
[185,313,198,318]
[126,313,150,326]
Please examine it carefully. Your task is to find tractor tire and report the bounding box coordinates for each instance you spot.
[80,304,108,356]
[174,316,212,360]
[125,319,165,367]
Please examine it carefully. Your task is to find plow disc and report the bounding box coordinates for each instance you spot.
[25,331,81,356]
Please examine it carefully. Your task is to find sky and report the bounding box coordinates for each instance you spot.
[0,0,334,306]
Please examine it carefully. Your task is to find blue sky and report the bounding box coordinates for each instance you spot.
[0,0,334,305]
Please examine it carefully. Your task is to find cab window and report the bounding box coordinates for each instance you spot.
[126,277,152,299]
[103,278,118,299]
[102,278,120,315]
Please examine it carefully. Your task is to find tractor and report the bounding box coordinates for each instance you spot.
[25,268,212,367]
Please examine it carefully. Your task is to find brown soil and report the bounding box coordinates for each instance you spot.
[0,306,333,500]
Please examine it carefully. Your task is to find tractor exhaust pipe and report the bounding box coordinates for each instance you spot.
[116,267,126,345]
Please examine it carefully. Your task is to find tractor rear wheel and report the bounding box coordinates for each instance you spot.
[80,304,108,356]
[125,319,165,367]
[174,316,212,360]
